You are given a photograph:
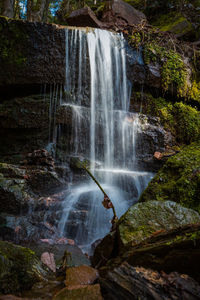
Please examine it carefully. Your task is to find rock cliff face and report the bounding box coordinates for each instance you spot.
[0,17,65,90]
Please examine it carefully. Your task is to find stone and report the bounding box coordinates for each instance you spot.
[0,241,46,294]
[117,201,200,247]
[154,151,163,160]
[26,149,55,168]
[92,201,200,268]
[53,284,103,300]
[41,252,56,273]
[66,7,103,28]
[100,262,200,300]
[0,176,30,215]
[101,0,147,30]
[65,265,98,288]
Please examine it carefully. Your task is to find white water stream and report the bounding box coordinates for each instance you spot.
[57,28,153,250]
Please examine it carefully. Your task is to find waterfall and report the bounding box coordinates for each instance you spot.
[57,28,153,251]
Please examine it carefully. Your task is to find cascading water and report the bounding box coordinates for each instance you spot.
[58,28,153,251]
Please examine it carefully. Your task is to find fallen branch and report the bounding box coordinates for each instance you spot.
[77,160,118,228]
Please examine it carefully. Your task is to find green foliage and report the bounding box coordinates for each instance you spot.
[174,102,200,143]
[188,80,200,103]
[139,142,200,213]
[143,43,188,96]
[141,93,200,144]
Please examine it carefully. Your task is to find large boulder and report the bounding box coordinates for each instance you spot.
[101,0,147,30]
[0,241,46,294]
[117,201,200,248]
[66,7,104,28]
[92,201,200,279]
[139,142,200,213]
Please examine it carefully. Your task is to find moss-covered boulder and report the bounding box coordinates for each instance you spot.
[92,200,200,268]
[132,93,200,144]
[117,200,200,247]
[139,142,200,212]
[0,241,47,294]
[152,12,194,38]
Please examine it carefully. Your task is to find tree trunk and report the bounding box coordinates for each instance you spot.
[2,0,15,18]
[27,0,50,22]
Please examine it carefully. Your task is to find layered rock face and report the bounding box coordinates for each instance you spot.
[0,17,65,89]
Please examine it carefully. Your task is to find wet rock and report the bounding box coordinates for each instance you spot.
[0,241,47,294]
[136,115,173,171]
[101,0,147,30]
[53,284,103,300]
[100,262,200,300]
[0,176,31,215]
[92,201,200,268]
[146,63,162,88]
[26,149,54,168]
[0,214,59,244]
[23,242,90,269]
[65,265,98,287]
[27,167,65,195]
[67,7,103,28]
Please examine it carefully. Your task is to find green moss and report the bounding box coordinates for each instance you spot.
[188,80,200,103]
[0,16,27,67]
[140,93,200,144]
[0,241,46,294]
[152,12,193,35]
[140,142,200,213]
[174,102,200,143]
[143,43,188,96]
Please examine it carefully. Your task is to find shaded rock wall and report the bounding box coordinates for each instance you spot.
[0,17,65,90]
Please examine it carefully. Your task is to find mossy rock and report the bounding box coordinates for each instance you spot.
[92,200,200,268]
[135,93,200,144]
[152,12,193,38]
[0,241,46,294]
[117,200,200,247]
[0,176,30,214]
[139,142,200,212]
